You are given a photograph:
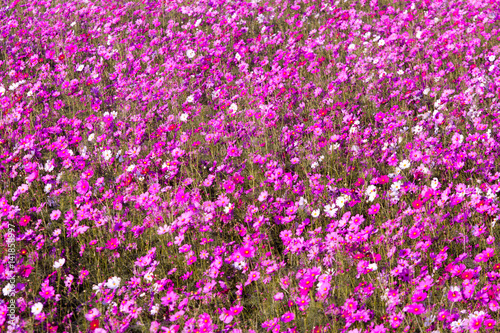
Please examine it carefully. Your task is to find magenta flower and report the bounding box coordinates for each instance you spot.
[187,256,197,265]
[374,112,385,122]
[223,180,235,193]
[411,291,427,302]
[447,288,462,302]
[245,271,260,286]
[484,319,496,330]
[390,313,404,328]
[378,175,389,184]
[106,238,119,250]
[40,286,55,300]
[240,245,256,258]
[408,227,421,239]
[19,215,31,226]
[354,178,365,187]
[469,317,482,330]
[368,203,380,215]
[281,311,295,323]
[76,179,90,195]
[406,303,425,315]
[229,305,243,316]
[412,199,423,209]
[299,277,314,289]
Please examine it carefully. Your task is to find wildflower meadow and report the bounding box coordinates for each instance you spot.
[2,0,500,332]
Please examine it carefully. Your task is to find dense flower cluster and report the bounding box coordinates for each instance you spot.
[1,0,500,332]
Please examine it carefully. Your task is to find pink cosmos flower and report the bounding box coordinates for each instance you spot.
[406,303,425,315]
[390,313,403,328]
[469,317,482,331]
[76,179,90,195]
[50,210,61,221]
[84,308,101,321]
[19,215,31,226]
[447,288,462,302]
[484,319,496,330]
[299,277,314,289]
[412,199,423,209]
[354,178,365,187]
[378,175,389,184]
[274,292,284,301]
[411,291,427,302]
[240,245,256,258]
[229,305,243,316]
[408,227,421,239]
[368,203,380,215]
[281,311,295,323]
[219,309,234,324]
[106,238,119,250]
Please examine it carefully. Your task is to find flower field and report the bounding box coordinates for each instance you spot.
[2,0,500,332]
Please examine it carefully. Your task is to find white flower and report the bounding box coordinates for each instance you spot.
[311,162,319,169]
[324,204,338,217]
[431,178,440,189]
[88,133,95,142]
[335,196,346,208]
[329,143,340,151]
[106,276,121,290]
[151,304,160,315]
[298,196,308,207]
[111,111,117,119]
[368,192,377,202]
[2,283,14,296]
[397,69,404,75]
[31,302,44,315]
[180,113,189,122]
[186,49,195,59]
[53,258,66,269]
[311,209,320,218]
[186,95,194,103]
[126,164,136,172]
[378,39,385,46]
[144,272,154,282]
[365,185,377,196]
[223,204,233,214]
[0,85,4,95]
[102,150,112,161]
[158,224,171,235]
[232,261,246,270]
[229,103,238,113]
[489,55,496,62]
[194,18,202,27]
[391,181,402,191]
[412,125,423,134]
[235,53,241,61]
[367,263,378,271]
[399,160,411,169]
[416,30,423,39]
[76,64,84,72]
[44,183,52,194]
[348,43,356,51]
[423,87,430,95]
